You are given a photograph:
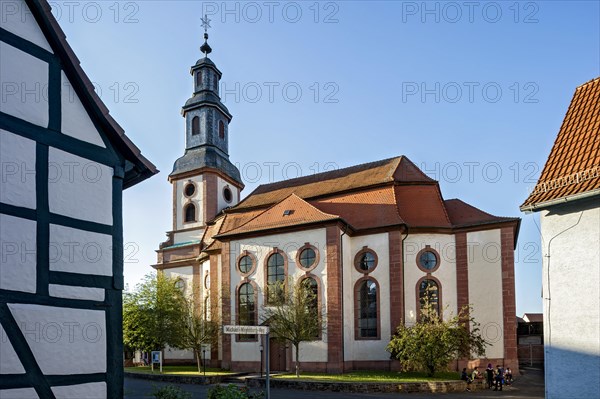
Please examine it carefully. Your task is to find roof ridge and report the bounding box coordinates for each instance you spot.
[252,156,402,191]
[576,76,600,89]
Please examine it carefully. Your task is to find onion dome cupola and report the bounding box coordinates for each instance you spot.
[170,17,243,188]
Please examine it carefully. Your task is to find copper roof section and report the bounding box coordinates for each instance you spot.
[217,194,339,237]
[233,156,434,211]
[29,0,157,188]
[521,77,600,210]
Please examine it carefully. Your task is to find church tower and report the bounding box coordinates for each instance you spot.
[167,23,243,244]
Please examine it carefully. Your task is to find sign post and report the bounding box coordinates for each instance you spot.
[151,351,162,373]
[223,325,270,399]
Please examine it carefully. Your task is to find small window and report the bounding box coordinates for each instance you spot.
[356,279,379,339]
[192,116,200,136]
[223,186,232,203]
[299,248,316,268]
[184,203,196,222]
[184,183,195,197]
[417,246,440,272]
[354,247,378,273]
[238,255,253,274]
[219,120,225,139]
[196,70,202,88]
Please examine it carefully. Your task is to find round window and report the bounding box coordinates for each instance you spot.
[184,183,195,197]
[299,248,316,268]
[223,186,233,203]
[417,248,439,272]
[354,248,378,273]
[238,255,253,274]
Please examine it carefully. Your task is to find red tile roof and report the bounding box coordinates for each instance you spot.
[521,77,600,210]
[210,156,519,239]
[233,156,433,210]
[310,187,404,230]
[217,194,339,237]
[395,186,451,227]
[523,313,543,323]
[445,199,516,227]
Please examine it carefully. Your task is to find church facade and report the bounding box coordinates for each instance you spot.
[154,37,520,373]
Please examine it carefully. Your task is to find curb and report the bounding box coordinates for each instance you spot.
[246,377,487,393]
[124,371,247,386]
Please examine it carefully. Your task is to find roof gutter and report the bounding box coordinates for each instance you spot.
[520,188,600,213]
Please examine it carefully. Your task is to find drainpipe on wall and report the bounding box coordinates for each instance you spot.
[543,211,583,399]
[340,223,349,371]
[400,223,409,327]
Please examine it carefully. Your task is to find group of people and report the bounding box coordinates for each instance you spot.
[461,363,513,392]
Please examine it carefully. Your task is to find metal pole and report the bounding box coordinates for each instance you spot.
[265,332,270,399]
[203,348,206,376]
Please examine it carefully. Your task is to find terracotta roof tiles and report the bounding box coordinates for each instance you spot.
[521,77,600,209]
[217,194,339,237]
[233,156,433,210]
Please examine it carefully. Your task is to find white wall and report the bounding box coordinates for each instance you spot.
[343,233,391,361]
[229,229,328,363]
[0,130,36,209]
[403,234,457,324]
[175,176,204,231]
[163,266,195,360]
[467,229,504,359]
[541,201,600,399]
[217,176,239,212]
[0,42,49,128]
[0,0,53,52]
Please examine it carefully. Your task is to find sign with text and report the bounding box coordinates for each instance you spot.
[223,325,269,335]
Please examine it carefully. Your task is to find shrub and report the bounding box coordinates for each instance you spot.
[207,384,264,399]
[151,384,192,399]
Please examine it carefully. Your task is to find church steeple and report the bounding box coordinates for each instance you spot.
[170,17,242,188]
[168,18,243,233]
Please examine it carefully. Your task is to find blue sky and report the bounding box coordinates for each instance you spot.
[52,1,599,315]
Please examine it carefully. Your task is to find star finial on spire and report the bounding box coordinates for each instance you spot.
[201,15,211,33]
[200,15,212,57]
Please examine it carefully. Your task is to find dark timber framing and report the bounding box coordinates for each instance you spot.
[0,1,156,397]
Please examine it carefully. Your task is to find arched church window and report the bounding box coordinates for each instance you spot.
[192,116,200,136]
[355,278,379,339]
[219,120,225,139]
[418,278,441,320]
[301,276,320,339]
[266,251,286,304]
[238,282,256,341]
[184,203,196,223]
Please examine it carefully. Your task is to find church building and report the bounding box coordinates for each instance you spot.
[154,30,520,374]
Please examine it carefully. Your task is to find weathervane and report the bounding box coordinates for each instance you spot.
[200,15,212,57]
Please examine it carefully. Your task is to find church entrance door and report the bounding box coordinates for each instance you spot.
[269,338,287,371]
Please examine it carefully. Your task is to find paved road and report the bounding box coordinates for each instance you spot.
[124,368,544,399]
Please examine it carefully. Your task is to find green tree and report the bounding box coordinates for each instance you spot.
[123,272,187,353]
[261,278,325,377]
[180,293,220,373]
[386,286,487,377]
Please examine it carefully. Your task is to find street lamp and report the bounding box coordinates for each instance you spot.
[259,343,264,378]
[201,344,208,376]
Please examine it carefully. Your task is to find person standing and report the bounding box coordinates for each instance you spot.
[494,365,504,391]
[486,363,494,389]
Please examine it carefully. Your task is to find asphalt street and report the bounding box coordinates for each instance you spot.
[124,367,544,399]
